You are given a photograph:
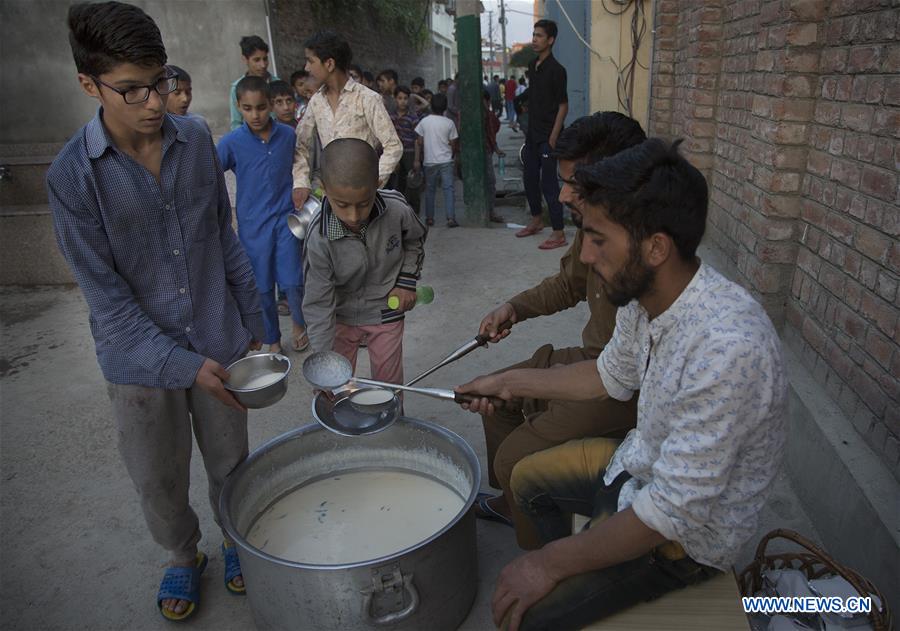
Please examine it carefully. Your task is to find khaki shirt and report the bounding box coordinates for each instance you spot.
[292,78,402,189]
[507,230,616,356]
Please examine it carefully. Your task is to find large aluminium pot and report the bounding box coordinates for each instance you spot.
[220,418,481,631]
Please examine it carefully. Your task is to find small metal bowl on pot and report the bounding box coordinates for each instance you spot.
[224,353,291,409]
[287,196,322,240]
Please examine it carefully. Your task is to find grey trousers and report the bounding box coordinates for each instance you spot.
[107,382,248,565]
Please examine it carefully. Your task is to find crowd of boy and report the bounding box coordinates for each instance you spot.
[50,3,788,631]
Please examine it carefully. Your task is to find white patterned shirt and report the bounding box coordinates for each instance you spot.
[292,78,402,189]
[597,262,787,570]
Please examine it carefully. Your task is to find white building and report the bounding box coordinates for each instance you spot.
[431,2,458,79]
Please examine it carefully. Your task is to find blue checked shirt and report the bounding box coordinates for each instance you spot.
[47,110,264,389]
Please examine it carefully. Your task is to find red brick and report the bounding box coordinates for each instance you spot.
[785,50,821,73]
[873,138,894,167]
[876,271,899,302]
[872,108,900,138]
[848,365,888,416]
[787,22,818,46]
[885,78,900,106]
[849,194,868,220]
[848,46,884,73]
[807,150,832,176]
[757,241,799,264]
[845,278,864,310]
[841,104,874,132]
[859,165,898,201]
[783,75,816,98]
[821,76,838,100]
[830,158,861,188]
[820,264,846,295]
[864,327,894,369]
[814,102,841,125]
[834,76,853,101]
[824,211,856,244]
[772,171,801,192]
[860,290,898,337]
[856,224,893,262]
[835,303,868,343]
[865,78,885,105]
[788,0,826,21]
[774,146,808,170]
[762,193,801,218]
[819,49,847,73]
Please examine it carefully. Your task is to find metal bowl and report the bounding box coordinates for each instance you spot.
[312,390,399,436]
[225,353,291,409]
[287,197,322,240]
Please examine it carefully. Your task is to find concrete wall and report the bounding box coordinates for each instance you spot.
[589,0,653,130]
[647,0,899,479]
[0,0,269,145]
[268,0,445,94]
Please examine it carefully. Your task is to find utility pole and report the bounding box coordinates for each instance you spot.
[487,9,494,74]
[499,0,508,78]
[455,0,489,225]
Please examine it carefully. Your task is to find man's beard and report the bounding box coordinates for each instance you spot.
[566,203,583,229]
[598,241,655,307]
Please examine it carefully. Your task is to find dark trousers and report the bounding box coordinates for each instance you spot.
[522,139,564,230]
[508,439,721,630]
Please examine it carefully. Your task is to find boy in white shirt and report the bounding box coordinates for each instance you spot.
[413,93,459,227]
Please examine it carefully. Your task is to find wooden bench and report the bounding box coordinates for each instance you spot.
[582,571,749,630]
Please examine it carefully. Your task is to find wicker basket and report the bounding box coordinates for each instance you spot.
[738,528,892,631]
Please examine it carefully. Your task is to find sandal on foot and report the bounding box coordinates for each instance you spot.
[157,552,208,622]
[472,492,513,527]
[277,300,290,316]
[292,331,310,353]
[222,543,246,595]
[538,236,568,250]
[515,225,544,238]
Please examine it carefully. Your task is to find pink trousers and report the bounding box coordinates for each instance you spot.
[333,320,404,384]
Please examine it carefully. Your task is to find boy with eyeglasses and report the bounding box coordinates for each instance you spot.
[48,1,264,621]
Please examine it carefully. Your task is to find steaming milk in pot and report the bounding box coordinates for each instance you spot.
[246,469,465,564]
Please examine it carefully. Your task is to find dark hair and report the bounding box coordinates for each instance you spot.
[270,80,293,99]
[421,89,433,98]
[534,19,558,42]
[348,63,363,76]
[482,89,491,102]
[362,71,374,83]
[235,75,271,101]
[553,111,646,163]
[394,85,411,97]
[430,93,448,115]
[67,2,166,76]
[239,35,268,57]
[290,69,308,85]
[378,69,398,83]
[411,76,425,88]
[519,76,526,85]
[492,74,499,81]
[437,79,448,89]
[575,139,708,261]
[304,30,352,72]
[168,64,190,84]
[321,138,379,188]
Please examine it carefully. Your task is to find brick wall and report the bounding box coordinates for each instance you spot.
[648,0,900,478]
[269,1,446,91]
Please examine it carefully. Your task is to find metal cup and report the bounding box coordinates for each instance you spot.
[287,196,322,240]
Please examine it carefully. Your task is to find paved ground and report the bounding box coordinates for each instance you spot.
[0,124,820,630]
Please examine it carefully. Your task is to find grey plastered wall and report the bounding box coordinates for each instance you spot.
[0,0,269,145]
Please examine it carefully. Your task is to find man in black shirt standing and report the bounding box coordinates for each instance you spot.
[516,20,569,250]
[515,19,569,250]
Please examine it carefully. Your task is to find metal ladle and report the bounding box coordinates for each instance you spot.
[404,320,513,387]
[302,351,510,410]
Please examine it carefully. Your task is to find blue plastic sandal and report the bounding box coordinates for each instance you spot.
[222,542,246,595]
[157,552,208,622]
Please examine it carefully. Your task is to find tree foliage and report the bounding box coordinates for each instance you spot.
[309,0,432,51]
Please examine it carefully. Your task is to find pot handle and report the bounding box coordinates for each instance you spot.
[362,572,420,626]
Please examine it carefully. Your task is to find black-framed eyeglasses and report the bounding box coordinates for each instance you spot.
[92,74,178,104]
